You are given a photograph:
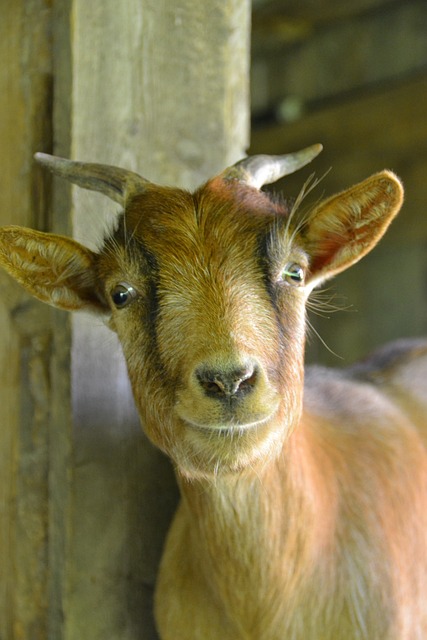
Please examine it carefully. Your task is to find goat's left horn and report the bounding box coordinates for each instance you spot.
[34,153,151,205]
[222,143,323,189]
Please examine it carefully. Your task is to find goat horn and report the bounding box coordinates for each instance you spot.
[222,143,323,189]
[34,153,150,205]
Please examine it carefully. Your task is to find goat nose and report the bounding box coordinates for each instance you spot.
[195,362,258,400]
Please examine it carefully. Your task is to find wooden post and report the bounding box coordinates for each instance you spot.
[0,2,52,638]
[50,1,250,639]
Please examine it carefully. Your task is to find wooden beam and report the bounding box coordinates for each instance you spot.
[50,1,250,638]
[253,0,397,27]
[251,0,427,116]
[0,2,53,638]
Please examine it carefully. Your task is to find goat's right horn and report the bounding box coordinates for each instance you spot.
[34,153,151,206]
[222,143,323,190]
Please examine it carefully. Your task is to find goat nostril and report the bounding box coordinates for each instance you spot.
[239,370,257,392]
[196,364,258,400]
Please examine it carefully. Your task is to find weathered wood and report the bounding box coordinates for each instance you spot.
[251,76,427,365]
[50,1,250,639]
[0,2,53,638]
[253,0,397,27]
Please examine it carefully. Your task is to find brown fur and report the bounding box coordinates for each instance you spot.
[0,160,426,639]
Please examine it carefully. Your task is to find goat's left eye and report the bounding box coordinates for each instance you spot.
[281,263,305,285]
[111,283,137,308]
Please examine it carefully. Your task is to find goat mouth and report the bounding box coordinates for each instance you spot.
[181,412,276,436]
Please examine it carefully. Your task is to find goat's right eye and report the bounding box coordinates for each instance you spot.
[111,283,137,308]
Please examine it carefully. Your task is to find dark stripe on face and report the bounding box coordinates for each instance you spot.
[111,220,176,391]
[256,227,288,384]
[130,240,173,386]
[257,226,283,318]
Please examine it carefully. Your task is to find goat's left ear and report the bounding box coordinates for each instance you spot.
[303,171,403,288]
[0,226,108,313]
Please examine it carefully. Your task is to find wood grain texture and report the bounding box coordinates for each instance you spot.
[53,1,250,639]
[0,1,53,638]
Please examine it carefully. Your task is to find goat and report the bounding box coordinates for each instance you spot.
[0,145,426,639]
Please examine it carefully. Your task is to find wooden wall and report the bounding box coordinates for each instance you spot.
[251,0,427,365]
[0,2,250,638]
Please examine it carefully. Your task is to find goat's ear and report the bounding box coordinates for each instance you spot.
[0,226,108,313]
[303,171,403,287]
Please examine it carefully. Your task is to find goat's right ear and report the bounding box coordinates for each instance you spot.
[0,226,108,314]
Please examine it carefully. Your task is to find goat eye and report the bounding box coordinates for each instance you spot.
[281,263,305,285]
[111,283,137,308]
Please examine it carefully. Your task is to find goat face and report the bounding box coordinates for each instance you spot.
[0,147,403,478]
[99,180,306,477]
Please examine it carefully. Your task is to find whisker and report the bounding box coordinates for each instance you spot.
[280,169,332,251]
[305,315,344,360]
[307,288,354,318]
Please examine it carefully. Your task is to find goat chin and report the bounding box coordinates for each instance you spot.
[170,410,289,480]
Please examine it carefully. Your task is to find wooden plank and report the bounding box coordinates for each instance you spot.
[0,2,53,639]
[253,0,397,27]
[49,1,250,638]
[252,0,427,115]
[252,0,396,60]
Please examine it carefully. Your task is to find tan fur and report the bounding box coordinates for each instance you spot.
[0,157,426,639]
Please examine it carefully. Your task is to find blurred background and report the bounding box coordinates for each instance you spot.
[250,0,427,364]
